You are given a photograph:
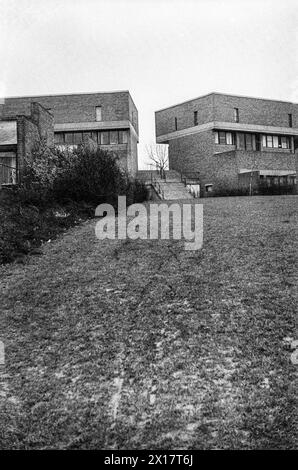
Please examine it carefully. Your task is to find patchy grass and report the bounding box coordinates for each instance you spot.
[0,195,297,449]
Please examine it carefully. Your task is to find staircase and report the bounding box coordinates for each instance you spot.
[137,169,199,200]
[158,181,194,199]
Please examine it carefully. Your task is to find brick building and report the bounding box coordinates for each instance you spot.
[155,92,298,194]
[0,102,54,185]
[0,90,138,185]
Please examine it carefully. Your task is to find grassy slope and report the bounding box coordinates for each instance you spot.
[0,195,297,449]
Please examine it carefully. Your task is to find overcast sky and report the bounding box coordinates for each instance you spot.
[1,0,297,168]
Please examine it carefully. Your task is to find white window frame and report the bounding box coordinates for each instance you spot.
[226,132,233,145]
[267,135,273,148]
[273,136,279,148]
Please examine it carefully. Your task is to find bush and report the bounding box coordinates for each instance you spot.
[52,146,128,206]
[258,182,297,196]
[0,142,148,264]
[16,140,75,205]
[18,143,148,207]
[205,185,249,198]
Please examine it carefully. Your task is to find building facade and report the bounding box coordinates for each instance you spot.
[0,90,138,185]
[0,102,54,185]
[155,92,298,194]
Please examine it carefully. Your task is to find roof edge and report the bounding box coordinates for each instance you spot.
[155,92,298,113]
[0,90,132,100]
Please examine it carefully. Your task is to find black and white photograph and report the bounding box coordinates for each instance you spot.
[0,0,297,453]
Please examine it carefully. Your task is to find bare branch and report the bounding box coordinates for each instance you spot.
[146,144,168,171]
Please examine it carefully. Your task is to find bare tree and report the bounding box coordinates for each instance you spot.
[146,144,168,175]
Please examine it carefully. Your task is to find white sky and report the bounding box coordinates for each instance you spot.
[0,0,297,168]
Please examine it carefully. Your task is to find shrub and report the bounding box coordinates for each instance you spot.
[17,140,75,205]
[125,178,149,205]
[205,185,249,198]
[0,143,148,264]
[52,146,128,206]
[17,143,148,207]
[258,182,297,196]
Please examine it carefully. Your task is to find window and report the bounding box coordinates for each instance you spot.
[205,184,213,193]
[54,129,129,147]
[288,114,292,127]
[54,133,64,144]
[226,132,233,145]
[101,131,110,145]
[273,136,279,148]
[0,120,17,145]
[119,130,128,144]
[174,117,178,131]
[238,133,245,149]
[267,135,273,148]
[91,131,98,143]
[65,133,74,144]
[194,111,198,126]
[263,134,290,149]
[219,131,226,144]
[281,136,288,149]
[234,108,239,123]
[96,106,102,121]
[215,131,234,145]
[110,131,118,145]
[0,154,16,184]
[73,132,82,144]
[245,133,253,150]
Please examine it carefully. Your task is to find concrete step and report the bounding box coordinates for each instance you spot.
[139,170,198,200]
[158,181,194,200]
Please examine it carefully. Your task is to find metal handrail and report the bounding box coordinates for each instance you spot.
[151,174,164,199]
[180,170,200,186]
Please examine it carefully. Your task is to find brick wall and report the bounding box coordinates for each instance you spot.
[168,130,214,188]
[235,150,297,172]
[128,94,139,136]
[213,94,298,128]
[29,102,54,148]
[155,94,214,137]
[1,92,134,127]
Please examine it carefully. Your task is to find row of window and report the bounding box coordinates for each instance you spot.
[177,109,294,128]
[54,129,129,146]
[262,135,291,149]
[214,131,292,150]
[260,175,296,186]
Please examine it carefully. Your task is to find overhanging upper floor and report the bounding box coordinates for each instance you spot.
[156,120,298,144]
[156,92,298,142]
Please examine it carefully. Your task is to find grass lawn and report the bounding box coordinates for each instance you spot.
[0,195,297,449]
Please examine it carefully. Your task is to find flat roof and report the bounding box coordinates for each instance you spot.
[1,90,132,100]
[155,92,298,113]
